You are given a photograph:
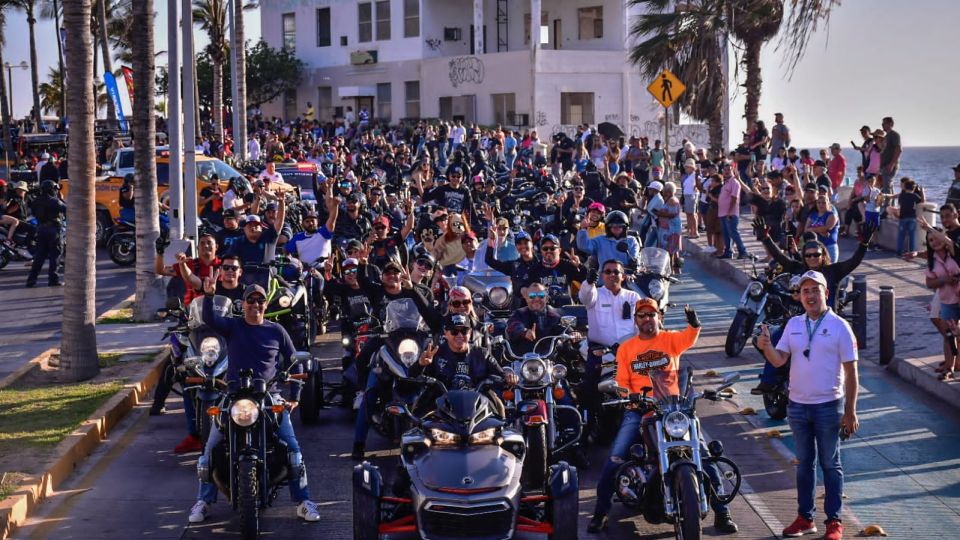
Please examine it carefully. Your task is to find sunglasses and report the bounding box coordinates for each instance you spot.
[803,252,823,258]
[449,300,472,307]
[635,312,657,320]
[541,246,558,252]
[434,215,448,222]
[220,265,240,271]
[374,225,387,230]
[415,259,433,267]
[528,292,547,299]
[245,296,267,305]
[573,187,584,192]
[447,327,470,336]
[343,267,358,275]
[603,269,621,275]
[449,174,462,179]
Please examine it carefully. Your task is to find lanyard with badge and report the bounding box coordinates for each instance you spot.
[802,310,829,359]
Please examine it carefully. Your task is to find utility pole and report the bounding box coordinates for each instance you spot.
[228,0,240,158]
[167,0,183,239]
[181,0,198,240]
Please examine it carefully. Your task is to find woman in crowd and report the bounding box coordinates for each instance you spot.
[805,192,840,262]
[658,182,683,273]
[923,228,960,381]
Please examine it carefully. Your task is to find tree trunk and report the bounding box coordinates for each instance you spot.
[61,0,99,381]
[212,54,223,145]
[26,3,43,132]
[193,59,201,140]
[742,38,762,131]
[0,14,15,168]
[97,0,117,123]
[54,0,66,126]
[132,0,165,321]
[708,105,723,155]
[233,0,247,159]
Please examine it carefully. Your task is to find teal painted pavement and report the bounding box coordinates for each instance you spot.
[669,258,960,537]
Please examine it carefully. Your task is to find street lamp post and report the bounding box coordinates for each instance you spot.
[3,61,28,120]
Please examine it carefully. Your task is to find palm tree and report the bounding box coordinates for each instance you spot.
[0,8,15,167]
[194,0,227,143]
[11,0,44,132]
[95,0,117,122]
[39,0,66,120]
[61,0,99,381]
[131,0,164,321]
[628,0,727,151]
[729,0,783,129]
[233,0,258,158]
[38,66,108,117]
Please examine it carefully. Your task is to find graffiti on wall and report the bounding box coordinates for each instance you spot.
[448,56,484,88]
[548,122,709,149]
[425,39,442,51]
[535,111,548,127]
[604,113,620,122]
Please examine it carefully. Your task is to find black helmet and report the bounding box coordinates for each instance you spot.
[604,210,628,228]
[123,173,135,185]
[40,180,59,196]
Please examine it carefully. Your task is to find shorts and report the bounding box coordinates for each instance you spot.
[939,301,960,322]
[683,196,698,215]
[864,210,880,227]
[705,207,721,235]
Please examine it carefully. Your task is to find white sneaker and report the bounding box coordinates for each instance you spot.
[297,500,321,522]
[702,246,716,253]
[188,500,209,523]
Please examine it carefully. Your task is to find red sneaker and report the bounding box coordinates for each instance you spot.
[174,434,202,454]
[823,519,843,540]
[782,516,817,537]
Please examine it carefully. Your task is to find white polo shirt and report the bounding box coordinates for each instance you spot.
[579,282,643,347]
[776,309,857,405]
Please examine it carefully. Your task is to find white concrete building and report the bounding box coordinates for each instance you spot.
[259,0,712,148]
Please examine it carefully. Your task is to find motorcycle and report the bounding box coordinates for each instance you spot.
[601,369,743,540]
[623,246,678,312]
[494,319,583,491]
[353,376,579,540]
[178,295,231,441]
[0,219,36,269]
[724,257,793,357]
[462,269,513,334]
[106,213,171,267]
[197,351,312,540]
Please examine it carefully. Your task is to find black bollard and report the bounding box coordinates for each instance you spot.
[852,275,868,349]
[879,285,895,365]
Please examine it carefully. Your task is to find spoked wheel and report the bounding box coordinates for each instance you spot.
[724,311,756,357]
[108,238,136,266]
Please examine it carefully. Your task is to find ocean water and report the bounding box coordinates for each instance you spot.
[835,146,959,203]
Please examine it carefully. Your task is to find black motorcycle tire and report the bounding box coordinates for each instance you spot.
[672,464,702,540]
[108,238,136,267]
[763,390,788,421]
[724,311,756,357]
[299,372,321,425]
[522,424,548,492]
[0,248,10,270]
[238,459,260,540]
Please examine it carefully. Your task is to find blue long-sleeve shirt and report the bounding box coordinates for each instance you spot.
[576,229,640,268]
[202,295,302,401]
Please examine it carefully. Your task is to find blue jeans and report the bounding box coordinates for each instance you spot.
[593,411,729,517]
[198,408,309,504]
[184,394,198,437]
[760,325,787,386]
[897,217,917,255]
[787,399,844,522]
[437,141,448,168]
[824,242,839,264]
[721,215,747,256]
[353,371,381,444]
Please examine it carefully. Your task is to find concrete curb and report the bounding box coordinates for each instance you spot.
[0,347,169,540]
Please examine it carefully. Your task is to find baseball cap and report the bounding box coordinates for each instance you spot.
[829,143,841,150]
[515,231,531,243]
[244,214,262,226]
[346,193,361,203]
[302,210,319,219]
[449,286,471,301]
[265,202,278,211]
[383,259,404,273]
[341,257,359,268]
[540,233,560,247]
[373,215,390,227]
[587,202,606,213]
[12,181,28,191]
[242,284,267,301]
[814,160,826,168]
[447,165,463,175]
[222,209,237,219]
[648,181,664,192]
[798,270,828,290]
[345,239,364,252]
[443,313,471,330]
[635,298,660,313]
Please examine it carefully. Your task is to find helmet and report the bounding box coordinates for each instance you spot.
[40,180,59,196]
[604,210,628,228]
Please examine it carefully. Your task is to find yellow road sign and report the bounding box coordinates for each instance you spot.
[647,70,686,108]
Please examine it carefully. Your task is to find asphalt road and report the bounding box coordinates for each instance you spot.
[0,247,136,380]
[11,259,960,539]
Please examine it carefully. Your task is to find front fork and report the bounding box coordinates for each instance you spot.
[656,418,709,519]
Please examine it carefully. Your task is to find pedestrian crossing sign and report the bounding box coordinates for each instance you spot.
[647,70,686,109]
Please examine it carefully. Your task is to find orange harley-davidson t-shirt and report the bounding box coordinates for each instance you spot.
[615,325,700,399]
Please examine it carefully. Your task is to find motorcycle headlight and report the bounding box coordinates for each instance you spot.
[430,428,461,446]
[469,427,497,445]
[664,411,691,438]
[342,336,351,347]
[748,282,765,299]
[648,280,665,300]
[277,289,293,308]
[397,339,420,367]
[551,364,568,380]
[520,359,546,383]
[199,337,221,366]
[488,286,509,308]
[230,399,260,427]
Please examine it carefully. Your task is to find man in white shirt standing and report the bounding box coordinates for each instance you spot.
[258,161,285,184]
[578,259,642,441]
[247,134,261,162]
[450,120,466,153]
[757,270,859,540]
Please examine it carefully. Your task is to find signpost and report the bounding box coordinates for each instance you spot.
[646,69,686,152]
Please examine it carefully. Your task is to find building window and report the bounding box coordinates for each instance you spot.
[491,93,515,126]
[377,83,392,121]
[405,81,420,119]
[282,13,296,51]
[578,7,603,40]
[358,3,372,43]
[560,92,594,125]
[317,8,331,47]
[524,11,549,45]
[404,0,419,38]
[375,0,391,41]
[318,86,333,121]
[283,89,298,121]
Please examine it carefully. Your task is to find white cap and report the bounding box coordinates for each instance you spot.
[798,270,828,290]
[648,181,664,192]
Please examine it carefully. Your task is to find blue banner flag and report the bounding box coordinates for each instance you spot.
[103,72,128,132]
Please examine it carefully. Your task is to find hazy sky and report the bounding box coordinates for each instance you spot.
[2,0,957,147]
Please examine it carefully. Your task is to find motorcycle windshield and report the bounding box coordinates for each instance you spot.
[383,298,426,333]
[187,295,232,329]
[240,266,272,291]
[415,445,518,492]
[640,247,671,277]
[648,365,681,401]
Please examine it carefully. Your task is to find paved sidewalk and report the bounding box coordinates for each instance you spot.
[682,213,960,409]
